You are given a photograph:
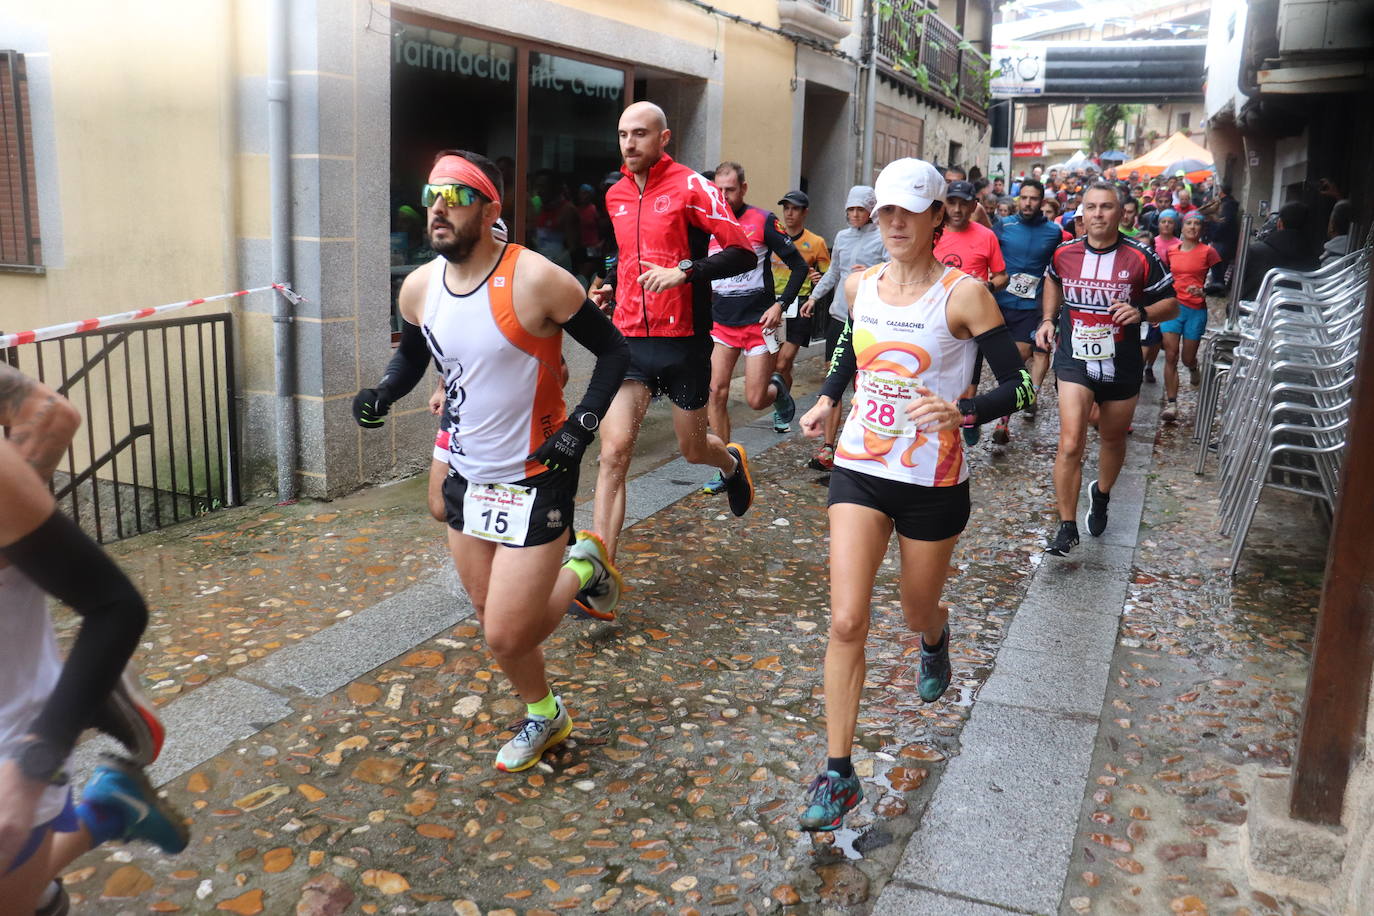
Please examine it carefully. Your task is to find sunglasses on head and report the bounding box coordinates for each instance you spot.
[422,183,483,208]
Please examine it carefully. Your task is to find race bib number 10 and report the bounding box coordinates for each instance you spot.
[1071,321,1116,361]
[463,482,535,545]
[858,373,922,438]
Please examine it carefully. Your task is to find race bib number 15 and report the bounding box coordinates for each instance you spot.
[463,482,535,545]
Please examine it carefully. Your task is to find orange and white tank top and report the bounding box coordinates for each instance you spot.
[422,244,566,484]
[835,263,977,487]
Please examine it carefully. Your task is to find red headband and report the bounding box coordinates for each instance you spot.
[428,155,501,207]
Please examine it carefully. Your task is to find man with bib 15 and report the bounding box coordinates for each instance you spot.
[1035,181,1177,557]
[352,150,630,772]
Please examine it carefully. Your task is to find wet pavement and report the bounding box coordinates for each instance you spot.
[53,338,1330,915]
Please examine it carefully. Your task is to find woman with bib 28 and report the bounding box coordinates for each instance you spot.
[796,159,1036,831]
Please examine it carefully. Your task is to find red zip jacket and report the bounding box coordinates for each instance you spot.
[606,153,753,338]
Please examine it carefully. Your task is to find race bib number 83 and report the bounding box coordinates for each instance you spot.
[463,482,535,544]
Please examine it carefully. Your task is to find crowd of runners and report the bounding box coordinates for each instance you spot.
[2,98,1198,911]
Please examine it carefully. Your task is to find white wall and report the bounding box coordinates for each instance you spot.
[1204,0,1249,120]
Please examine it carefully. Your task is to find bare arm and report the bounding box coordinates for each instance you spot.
[0,364,81,482]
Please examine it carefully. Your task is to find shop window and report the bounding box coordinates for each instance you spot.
[1024,103,1047,132]
[1177,111,1190,131]
[526,52,625,281]
[1,51,41,269]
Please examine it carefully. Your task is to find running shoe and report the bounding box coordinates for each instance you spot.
[771,372,796,426]
[807,445,835,471]
[81,756,190,854]
[1144,366,1157,384]
[772,410,791,434]
[35,882,70,916]
[565,530,623,621]
[991,420,1010,446]
[1085,479,1110,537]
[723,443,754,517]
[92,668,165,767]
[495,699,572,773]
[1024,400,1038,422]
[1160,402,1178,423]
[1045,521,1080,557]
[962,425,981,447]
[918,627,952,703]
[799,770,863,832]
[701,472,727,495]
[1188,364,1201,388]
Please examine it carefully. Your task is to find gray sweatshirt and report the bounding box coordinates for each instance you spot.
[810,221,889,323]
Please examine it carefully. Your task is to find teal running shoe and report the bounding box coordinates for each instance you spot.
[799,769,863,831]
[918,627,952,703]
[701,472,727,495]
[771,372,796,425]
[962,425,981,447]
[82,757,190,853]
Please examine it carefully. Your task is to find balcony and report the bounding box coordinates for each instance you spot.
[778,0,855,45]
[876,6,989,121]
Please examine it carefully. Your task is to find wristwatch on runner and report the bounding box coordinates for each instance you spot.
[10,736,68,785]
[574,411,599,433]
[677,259,695,279]
[1136,303,1149,324]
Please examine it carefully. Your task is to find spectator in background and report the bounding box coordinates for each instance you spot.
[1322,196,1356,264]
[1241,201,1320,300]
[1200,183,1239,294]
[995,197,1014,220]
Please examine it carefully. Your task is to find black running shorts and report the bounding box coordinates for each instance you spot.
[999,306,1041,346]
[1054,364,1141,403]
[443,469,576,548]
[828,467,971,542]
[824,316,847,366]
[784,314,813,347]
[624,336,711,411]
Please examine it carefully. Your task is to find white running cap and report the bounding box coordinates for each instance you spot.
[872,158,946,216]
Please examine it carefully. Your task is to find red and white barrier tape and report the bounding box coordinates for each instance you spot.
[0,283,303,349]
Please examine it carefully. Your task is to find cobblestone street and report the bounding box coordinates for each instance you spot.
[54,349,1327,915]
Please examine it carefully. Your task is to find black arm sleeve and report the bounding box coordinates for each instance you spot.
[694,245,756,283]
[561,299,630,422]
[1,509,148,757]
[764,217,809,305]
[818,318,858,403]
[376,319,431,403]
[956,325,1036,425]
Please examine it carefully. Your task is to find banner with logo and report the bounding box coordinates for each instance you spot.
[991,42,1046,97]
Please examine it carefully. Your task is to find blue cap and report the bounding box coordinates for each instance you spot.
[1159,208,1180,222]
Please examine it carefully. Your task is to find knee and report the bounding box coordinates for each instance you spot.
[1058,435,1085,462]
[483,623,531,660]
[745,387,772,410]
[1165,348,1180,365]
[598,434,634,474]
[679,432,712,464]
[708,376,730,404]
[828,610,870,646]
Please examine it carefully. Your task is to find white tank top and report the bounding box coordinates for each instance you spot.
[422,245,567,484]
[0,563,69,826]
[835,264,977,487]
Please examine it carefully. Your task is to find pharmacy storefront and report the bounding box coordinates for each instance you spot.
[390,11,633,293]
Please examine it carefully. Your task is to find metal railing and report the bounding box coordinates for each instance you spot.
[876,6,988,120]
[2,313,240,543]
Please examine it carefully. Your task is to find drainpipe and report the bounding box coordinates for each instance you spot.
[861,0,879,183]
[268,0,296,501]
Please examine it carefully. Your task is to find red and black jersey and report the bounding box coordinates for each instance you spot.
[1047,235,1174,383]
[605,153,753,338]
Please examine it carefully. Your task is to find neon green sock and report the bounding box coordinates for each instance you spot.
[565,557,595,589]
[527,691,558,720]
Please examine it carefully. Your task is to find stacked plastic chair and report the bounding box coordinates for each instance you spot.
[1200,227,1370,575]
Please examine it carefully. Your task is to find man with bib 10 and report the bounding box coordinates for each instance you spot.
[352,150,630,772]
[1035,182,1177,557]
[795,158,1036,832]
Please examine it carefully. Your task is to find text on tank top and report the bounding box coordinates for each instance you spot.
[835,264,976,487]
[422,244,566,484]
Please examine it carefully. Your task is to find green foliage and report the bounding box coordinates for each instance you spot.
[1081,103,1141,156]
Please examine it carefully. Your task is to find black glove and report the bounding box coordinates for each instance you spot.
[528,419,594,473]
[352,388,392,428]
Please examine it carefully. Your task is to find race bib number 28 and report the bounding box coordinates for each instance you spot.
[463,482,535,544]
[858,373,922,438]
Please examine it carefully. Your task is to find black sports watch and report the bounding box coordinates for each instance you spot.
[676,258,695,278]
[11,737,68,786]
[574,411,599,433]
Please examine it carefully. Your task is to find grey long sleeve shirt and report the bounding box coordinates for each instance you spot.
[810,221,889,323]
